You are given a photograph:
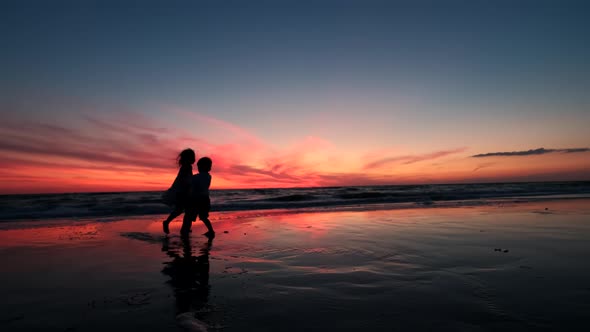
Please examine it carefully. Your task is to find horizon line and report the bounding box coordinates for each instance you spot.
[2,179,589,196]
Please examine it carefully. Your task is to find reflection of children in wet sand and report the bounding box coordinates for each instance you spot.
[161,236,212,317]
[182,157,215,238]
[162,149,195,234]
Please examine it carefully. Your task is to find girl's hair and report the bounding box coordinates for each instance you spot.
[177,148,196,167]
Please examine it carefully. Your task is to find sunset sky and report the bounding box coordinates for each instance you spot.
[1,0,589,194]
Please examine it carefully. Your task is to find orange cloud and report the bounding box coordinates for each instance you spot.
[1,106,589,194]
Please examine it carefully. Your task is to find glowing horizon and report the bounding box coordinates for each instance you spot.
[1,104,588,194]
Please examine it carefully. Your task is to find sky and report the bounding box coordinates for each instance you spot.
[1,0,589,194]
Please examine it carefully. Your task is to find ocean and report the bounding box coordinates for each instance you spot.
[2,183,590,330]
[1,181,589,222]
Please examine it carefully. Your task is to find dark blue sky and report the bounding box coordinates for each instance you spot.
[3,0,589,110]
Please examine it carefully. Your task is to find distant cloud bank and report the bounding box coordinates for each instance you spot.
[472,148,590,158]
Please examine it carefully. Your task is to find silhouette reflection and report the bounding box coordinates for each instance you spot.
[162,236,212,315]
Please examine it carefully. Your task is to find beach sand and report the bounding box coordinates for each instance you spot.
[1,199,589,331]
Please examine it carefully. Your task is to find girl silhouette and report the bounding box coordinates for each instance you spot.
[162,148,195,234]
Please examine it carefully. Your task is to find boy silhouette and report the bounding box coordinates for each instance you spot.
[181,157,215,238]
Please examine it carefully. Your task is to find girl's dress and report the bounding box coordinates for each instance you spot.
[162,165,192,208]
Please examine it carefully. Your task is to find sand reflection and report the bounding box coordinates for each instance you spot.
[161,236,212,317]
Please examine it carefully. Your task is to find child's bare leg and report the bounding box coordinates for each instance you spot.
[164,208,183,223]
[201,217,215,237]
[163,207,183,234]
[180,213,193,236]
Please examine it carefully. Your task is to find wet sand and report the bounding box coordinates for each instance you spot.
[1,199,590,331]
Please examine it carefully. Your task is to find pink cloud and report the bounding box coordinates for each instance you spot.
[472,162,496,172]
[169,108,267,149]
[364,147,468,169]
[0,107,343,192]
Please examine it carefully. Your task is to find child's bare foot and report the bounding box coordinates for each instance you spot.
[203,231,215,239]
[163,220,170,234]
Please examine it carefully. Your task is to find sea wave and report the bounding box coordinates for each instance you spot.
[0,182,589,222]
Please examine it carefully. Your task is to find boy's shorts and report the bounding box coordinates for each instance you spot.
[185,196,210,222]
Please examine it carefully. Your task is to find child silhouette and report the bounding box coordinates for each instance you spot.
[162,149,195,234]
[182,157,215,238]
